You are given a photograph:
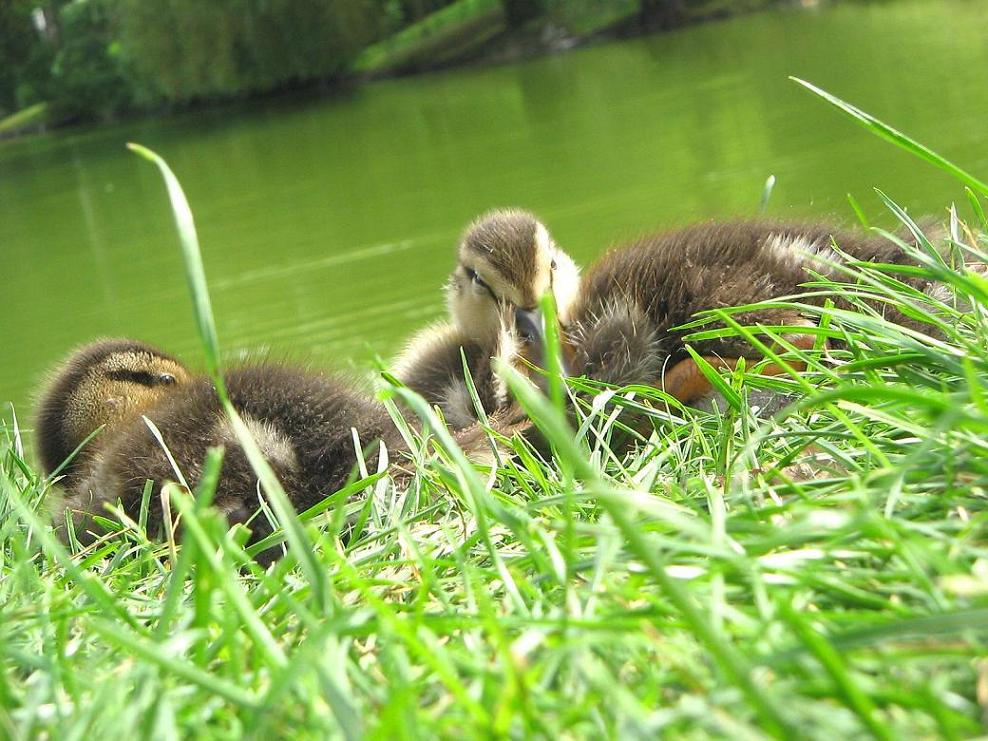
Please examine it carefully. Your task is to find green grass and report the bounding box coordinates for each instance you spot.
[3,84,988,737]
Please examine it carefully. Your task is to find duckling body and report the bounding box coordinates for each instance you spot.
[392,323,511,428]
[38,341,405,560]
[392,209,580,426]
[567,219,948,402]
[68,363,404,557]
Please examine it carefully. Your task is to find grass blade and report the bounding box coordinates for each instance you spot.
[791,78,988,198]
[128,142,328,603]
[126,143,224,381]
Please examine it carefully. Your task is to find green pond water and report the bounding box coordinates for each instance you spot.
[3,0,988,428]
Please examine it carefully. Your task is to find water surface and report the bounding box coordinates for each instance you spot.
[3,0,987,425]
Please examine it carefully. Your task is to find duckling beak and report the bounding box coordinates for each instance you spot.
[514,307,543,343]
[514,307,545,367]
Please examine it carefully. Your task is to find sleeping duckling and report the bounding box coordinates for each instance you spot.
[566,219,951,404]
[38,340,408,560]
[34,338,191,487]
[392,208,580,428]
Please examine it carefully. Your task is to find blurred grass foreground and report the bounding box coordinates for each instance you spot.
[2,85,988,736]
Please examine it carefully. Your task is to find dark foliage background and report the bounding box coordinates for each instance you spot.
[0,0,754,126]
[1,0,423,121]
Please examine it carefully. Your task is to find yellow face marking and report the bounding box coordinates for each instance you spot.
[63,352,190,451]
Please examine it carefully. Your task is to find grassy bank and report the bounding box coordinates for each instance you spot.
[356,0,789,76]
[0,0,838,138]
[0,102,49,138]
[355,0,504,74]
[3,88,988,737]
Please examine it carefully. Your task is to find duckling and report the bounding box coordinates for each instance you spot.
[38,340,407,561]
[566,219,952,404]
[34,338,191,487]
[392,208,580,427]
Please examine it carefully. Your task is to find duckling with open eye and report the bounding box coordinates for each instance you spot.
[566,219,953,405]
[37,340,410,561]
[392,208,580,427]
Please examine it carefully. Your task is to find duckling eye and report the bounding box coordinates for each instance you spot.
[551,259,557,270]
[465,267,488,289]
[106,369,177,387]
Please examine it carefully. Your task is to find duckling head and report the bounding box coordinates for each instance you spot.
[35,338,190,479]
[446,208,580,363]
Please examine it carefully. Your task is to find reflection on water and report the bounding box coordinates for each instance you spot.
[2,0,987,421]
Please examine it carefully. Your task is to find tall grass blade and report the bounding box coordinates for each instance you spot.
[791,78,988,198]
[127,142,327,601]
[760,174,776,213]
[965,187,988,233]
[126,143,224,382]
[847,192,869,228]
[539,290,566,412]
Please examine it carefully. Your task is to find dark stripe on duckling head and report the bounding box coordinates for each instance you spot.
[104,368,179,387]
[462,209,539,293]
